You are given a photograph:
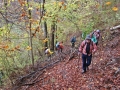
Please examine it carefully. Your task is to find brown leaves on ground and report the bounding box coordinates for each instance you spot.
[15,31,120,90]
[19,46,120,90]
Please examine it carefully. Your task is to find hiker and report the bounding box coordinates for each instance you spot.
[55,42,60,51]
[59,41,64,52]
[55,41,64,53]
[79,35,97,73]
[90,31,98,45]
[44,47,53,59]
[94,30,100,45]
[71,36,76,48]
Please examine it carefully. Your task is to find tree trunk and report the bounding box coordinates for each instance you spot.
[50,23,55,50]
[44,21,48,47]
[27,0,34,67]
[42,0,48,48]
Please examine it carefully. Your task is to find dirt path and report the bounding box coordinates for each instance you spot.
[13,30,120,90]
[18,43,120,90]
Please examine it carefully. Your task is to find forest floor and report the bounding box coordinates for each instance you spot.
[11,29,120,90]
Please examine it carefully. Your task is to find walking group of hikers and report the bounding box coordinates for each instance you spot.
[44,41,64,59]
[44,29,100,74]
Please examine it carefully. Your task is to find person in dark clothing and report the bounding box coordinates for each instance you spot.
[71,36,76,48]
[93,30,100,45]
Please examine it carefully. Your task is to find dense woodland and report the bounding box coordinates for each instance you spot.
[0,0,120,89]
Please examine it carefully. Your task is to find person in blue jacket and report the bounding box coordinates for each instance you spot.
[71,36,76,48]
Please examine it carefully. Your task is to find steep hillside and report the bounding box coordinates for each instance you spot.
[11,27,120,90]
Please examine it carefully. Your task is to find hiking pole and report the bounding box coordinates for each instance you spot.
[78,51,80,70]
[92,53,95,72]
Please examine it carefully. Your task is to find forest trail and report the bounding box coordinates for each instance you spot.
[12,29,120,90]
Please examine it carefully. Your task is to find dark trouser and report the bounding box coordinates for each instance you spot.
[71,42,75,48]
[96,41,98,46]
[82,54,92,72]
[60,48,63,52]
[57,48,62,53]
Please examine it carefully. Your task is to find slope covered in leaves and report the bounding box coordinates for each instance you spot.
[12,29,120,90]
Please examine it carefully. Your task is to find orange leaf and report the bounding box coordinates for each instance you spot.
[64,5,66,10]
[15,45,20,49]
[11,48,15,51]
[59,1,64,6]
[3,45,9,49]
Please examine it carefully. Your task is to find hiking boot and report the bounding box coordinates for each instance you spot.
[81,70,86,74]
[86,66,89,70]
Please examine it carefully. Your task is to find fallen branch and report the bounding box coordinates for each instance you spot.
[22,76,47,86]
[110,25,120,30]
[12,59,62,90]
[12,46,74,90]
[65,48,78,64]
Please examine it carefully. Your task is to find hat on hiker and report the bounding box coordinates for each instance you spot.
[96,30,100,32]
[86,35,91,40]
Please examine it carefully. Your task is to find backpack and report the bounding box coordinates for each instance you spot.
[94,31,100,40]
[91,34,97,43]
[56,42,60,48]
[83,40,93,55]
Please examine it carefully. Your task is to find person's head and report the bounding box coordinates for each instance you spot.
[96,30,100,33]
[61,41,63,43]
[89,32,93,37]
[73,36,76,38]
[85,35,91,43]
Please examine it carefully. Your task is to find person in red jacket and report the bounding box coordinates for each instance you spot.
[59,41,64,52]
[79,35,97,73]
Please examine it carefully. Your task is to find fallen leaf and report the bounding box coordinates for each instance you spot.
[68,87,73,90]
[100,58,103,61]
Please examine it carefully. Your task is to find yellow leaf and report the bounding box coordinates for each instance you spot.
[43,38,48,43]
[31,28,35,30]
[26,46,32,50]
[28,7,33,10]
[53,2,57,5]
[105,2,111,5]
[112,7,118,11]
[50,51,53,55]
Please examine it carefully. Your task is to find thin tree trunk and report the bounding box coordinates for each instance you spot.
[27,0,34,66]
[55,24,58,44]
[42,0,48,48]
[44,21,48,47]
[4,0,9,40]
[50,23,55,50]
[4,0,14,85]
